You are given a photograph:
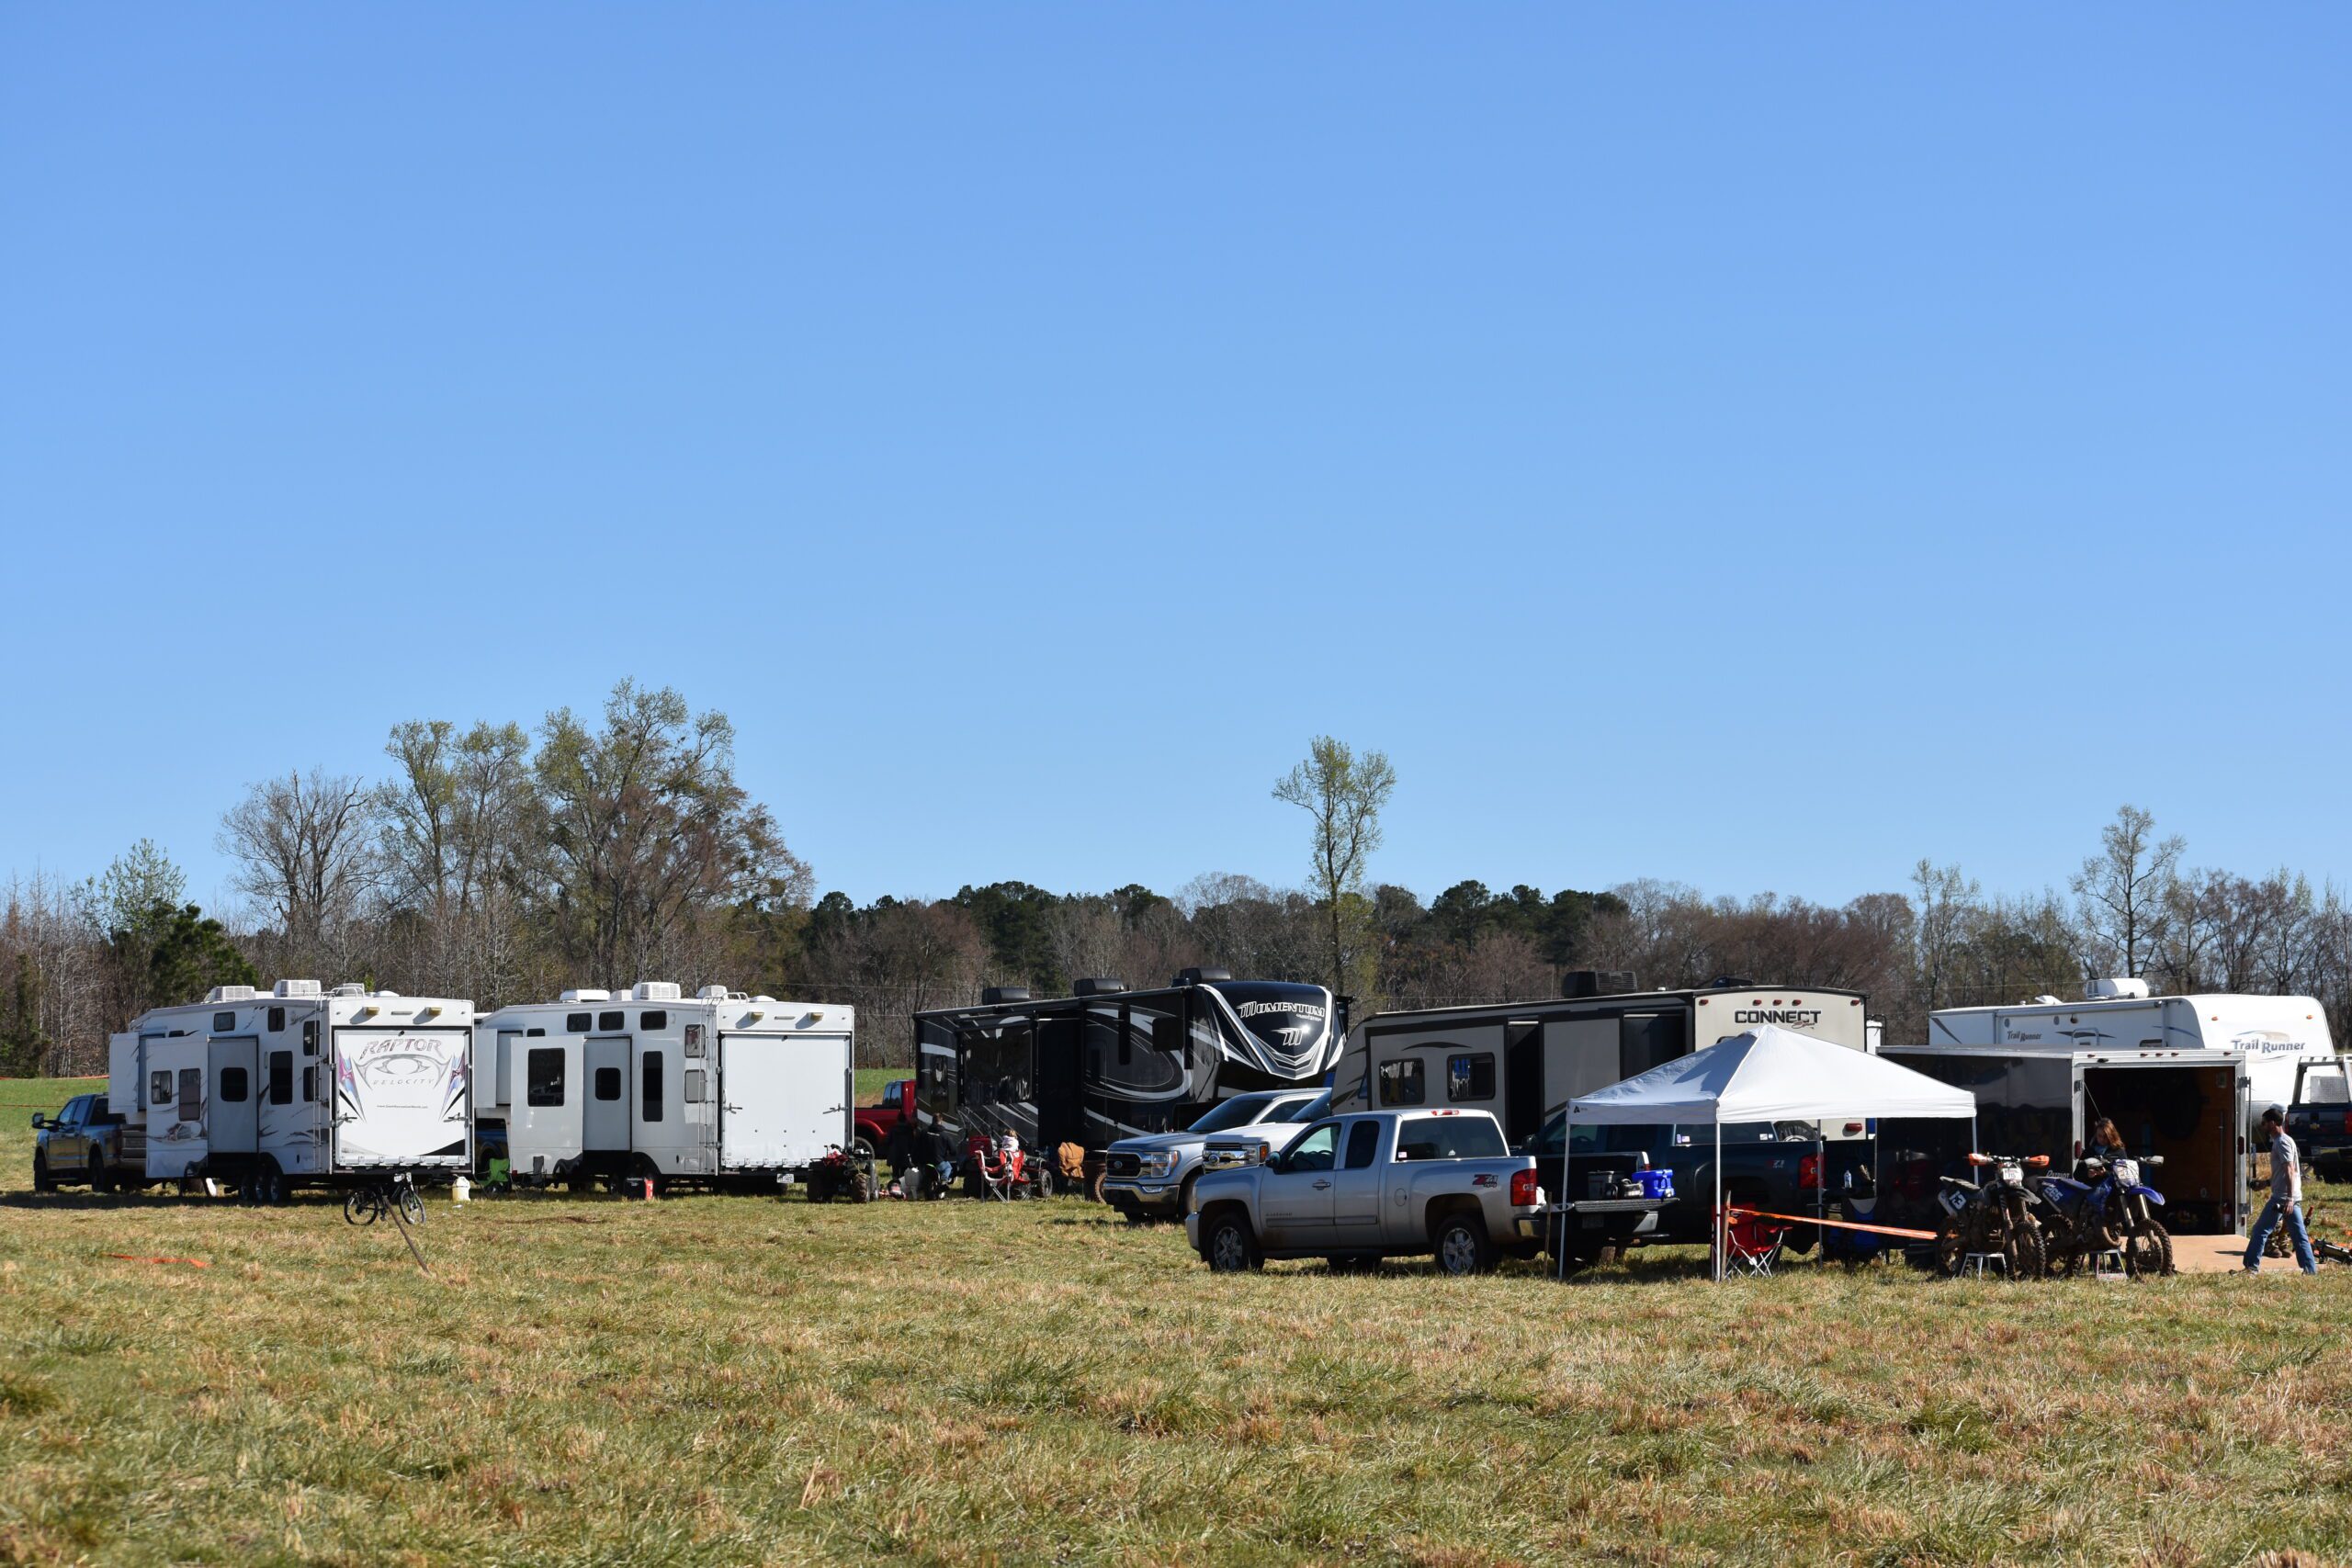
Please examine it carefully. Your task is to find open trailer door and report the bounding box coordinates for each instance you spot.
[2082,1058,2244,1234]
[719,1032,850,1170]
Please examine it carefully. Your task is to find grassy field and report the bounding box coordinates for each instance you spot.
[2,1079,2349,1566]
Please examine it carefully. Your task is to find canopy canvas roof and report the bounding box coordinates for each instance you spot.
[1566,1023,1977,1125]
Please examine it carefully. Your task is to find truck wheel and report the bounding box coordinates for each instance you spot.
[1203,1213,1262,1273]
[1176,1173,1198,1221]
[32,1153,54,1194]
[87,1154,116,1194]
[1433,1212,1497,1277]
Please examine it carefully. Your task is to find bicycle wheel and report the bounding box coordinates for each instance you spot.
[345,1189,379,1225]
[397,1183,426,1227]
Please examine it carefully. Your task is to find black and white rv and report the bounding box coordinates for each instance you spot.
[911,969,1343,1162]
[474,982,854,1190]
[1331,974,1872,1148]
[113,980,475,1201]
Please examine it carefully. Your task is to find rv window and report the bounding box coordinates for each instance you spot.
[268,1006,286,1033]
[1119,1021,1133,1066]
[267,1051,293,1106]
[640,1010,667,1032]
[684,1024,705,1057]
[566,1012,592,1033]
[151,1070,174,1106]
[303,1065,320,1103]
[220,1066,249,1103]
[1344,1120,1380,1170]
[178,1067,204,1119]
[1446,1053,1497,1102]
[642,1055,664,1122]
[685,1068,707,1103]
[597,1010,624,1032]
[213,1011,236,1032]
[526,1048,567,1107]
[302,1021,318,1056]
[526,1027,545,1037]
[593,1067,621,1101]
[1377,1058,1426,1107]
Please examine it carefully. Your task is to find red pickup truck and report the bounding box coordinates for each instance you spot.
[854,1078,914,1158]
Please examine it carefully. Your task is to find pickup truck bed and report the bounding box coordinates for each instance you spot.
[1187,1108,1541,1277]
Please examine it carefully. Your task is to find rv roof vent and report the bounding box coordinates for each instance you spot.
[980,986,1032,1006]
[2032,994,2064,1005]
[206,985,258,1004]
[751,994,776,1004]
[273,979,322,999]
[632,981,684,1002]
[1561,971,1600,999]
[331,983,367,998]
[1706,975,1752,991]
[696,985,730,1000]
[1175,967,1232,987]
[372,990,401,999]
[1073,976,1126,997]
[560,988,613,1003]
[2086,977,2152,1001]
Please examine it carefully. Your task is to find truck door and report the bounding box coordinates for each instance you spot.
[208,1039,260,1157]
[1328,1118,1385,1239]
[1260,1120,1341,1246]
[583,1036,631,1156]
[509,1038,583,1180]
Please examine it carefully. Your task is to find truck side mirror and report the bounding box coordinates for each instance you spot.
[28,1113,43,1129]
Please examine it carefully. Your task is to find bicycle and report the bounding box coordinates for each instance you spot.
[344,1173,427,1228]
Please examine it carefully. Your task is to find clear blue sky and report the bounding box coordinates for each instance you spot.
[3,6,2345,916]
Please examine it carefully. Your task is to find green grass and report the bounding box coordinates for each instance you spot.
[2,1077,2348,1565]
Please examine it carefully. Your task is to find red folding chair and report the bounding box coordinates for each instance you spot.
[1718,1209,1790,1278]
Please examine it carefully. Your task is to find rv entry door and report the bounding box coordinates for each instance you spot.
[510,1038,583,1181]
[208,1039,260,1156]
[583,1036,631,1155]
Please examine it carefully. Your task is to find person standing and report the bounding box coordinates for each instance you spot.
[2244,1104,2318,1275]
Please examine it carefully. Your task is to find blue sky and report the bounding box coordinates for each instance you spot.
[3,6,2345,915]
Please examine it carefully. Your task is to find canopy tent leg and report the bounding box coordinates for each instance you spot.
[1713,1119,1724,1283]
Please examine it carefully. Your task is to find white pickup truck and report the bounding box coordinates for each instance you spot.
[1185,1108,1543,1276]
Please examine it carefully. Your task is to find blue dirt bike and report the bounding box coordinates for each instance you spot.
[2035,1153,2172,1279]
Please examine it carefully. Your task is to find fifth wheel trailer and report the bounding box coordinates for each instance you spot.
[1330,976,1871,1148]
[113,980,474,1199]
[475,982,854,1190]
[1928,985,2334,1114]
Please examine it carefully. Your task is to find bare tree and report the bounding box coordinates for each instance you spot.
[1272,737,1396,1000]
[2070,805,2184,979]
[536,681,812,985]
[219,769,380,961]
[1909,860,1979,1016]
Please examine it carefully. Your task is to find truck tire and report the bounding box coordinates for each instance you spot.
[1432,1211,1497,1277]
[32,1152,54,1194]
[1202,1211,1262,1273]
[1177,1172,1198,1222]
[88,1154,115,1194]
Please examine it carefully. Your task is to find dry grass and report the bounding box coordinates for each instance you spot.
[2,1078,2350,1566]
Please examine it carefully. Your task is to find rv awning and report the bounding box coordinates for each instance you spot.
[1566,1023,1977,1124]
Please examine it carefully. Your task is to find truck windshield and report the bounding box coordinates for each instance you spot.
[1189,1094,1283,1135]
[1396,1115,1507,1160]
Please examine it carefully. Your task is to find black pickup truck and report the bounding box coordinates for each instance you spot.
[2285,1058,2352,1179]
[32,1092,144,1193]
[1527,1111,1875,1265]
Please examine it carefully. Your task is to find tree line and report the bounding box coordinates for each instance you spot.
[6,703,2352,1075]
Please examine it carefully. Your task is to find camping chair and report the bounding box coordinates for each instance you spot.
[1720,1210,1789,1278]
[976,1135,1028,1201]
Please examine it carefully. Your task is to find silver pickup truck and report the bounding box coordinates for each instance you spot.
[1186,1108,1543,1276]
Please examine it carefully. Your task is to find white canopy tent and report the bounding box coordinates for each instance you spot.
[1566,1024,1979,1278]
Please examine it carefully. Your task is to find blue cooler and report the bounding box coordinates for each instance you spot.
[1631,1168,1675,1201]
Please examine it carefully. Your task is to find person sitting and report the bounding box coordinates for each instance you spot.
[2075,1117,2128,1180]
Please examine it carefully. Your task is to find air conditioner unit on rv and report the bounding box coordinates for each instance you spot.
[697,985,729,1000]
[560,989,611,1003]
[2086,977,2152,1001]
[274,979,322,999]
[632,981,683,1002]
[206,985,258,1004]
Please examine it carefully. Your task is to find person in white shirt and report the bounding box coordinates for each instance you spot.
[2244,1105,2317,1275]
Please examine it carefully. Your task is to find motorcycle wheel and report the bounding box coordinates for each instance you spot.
[2121,1218,2173,1280]
[1934,1215,1969,1277]
[2003,1219,2045,1280]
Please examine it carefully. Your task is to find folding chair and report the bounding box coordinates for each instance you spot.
[1720,1210,1789,1278]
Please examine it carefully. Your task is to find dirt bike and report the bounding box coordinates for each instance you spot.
[2039,1153,2170,1278]
[1933,1152,2050,1279]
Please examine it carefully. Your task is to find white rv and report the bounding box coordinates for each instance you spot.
[1332,976,1872,1148]
[475,982,854,1190]
[1928,981,2334,1114]
[113,980,475,1201]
